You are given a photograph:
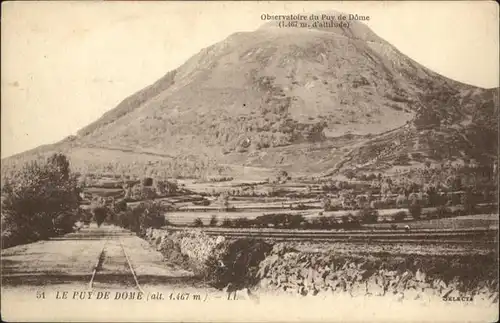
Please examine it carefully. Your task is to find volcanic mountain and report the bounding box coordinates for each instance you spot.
[3,15,498,179]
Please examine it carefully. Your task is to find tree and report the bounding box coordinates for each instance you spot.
[393,211,407,222]
[381,181,392,197]
[209,215,218,227]
[1,154,80,248]
[221,218,232,227]
[131,201,166,235]
[322,197,332,211]
[408,204,422,220]
[193,218,204,227]
[344,169,356,180]
[113,199,128,213]
[289,214,305,229]
[47,153,70,180]
[142,177,153,187]
[275,170,289,184]
[425,185,440,207]
[396,194,408,208]
[355,195,370,209]
[461,188,476,214]
[92,205,108,227]
[218,192,230,211]
[357,208,379,224]
[408,193,420,206]
[155,180,167,196]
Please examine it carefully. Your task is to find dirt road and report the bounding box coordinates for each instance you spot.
[1,224,221,321]
[1,224,196,289]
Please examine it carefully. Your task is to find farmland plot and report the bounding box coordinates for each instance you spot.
[364,213,499,230]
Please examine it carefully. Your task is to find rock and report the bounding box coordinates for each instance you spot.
[215,235,225,245]
[404,288,420,300]
[415,268,426,282]
[489,292,499,304]
[441,288,460,298]
[334,278,347,292]
[432,278,447,293]
[272,243,296,256]
[366,276,385,296]
[283,252,298,261]
[350,282,365,297]
[405,278,418,290]
[260,278,271,289]
[384,270,398,278]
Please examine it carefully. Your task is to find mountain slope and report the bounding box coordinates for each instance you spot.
[2,15,498,179]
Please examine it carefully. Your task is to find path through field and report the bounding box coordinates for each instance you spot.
[1,224,221,321]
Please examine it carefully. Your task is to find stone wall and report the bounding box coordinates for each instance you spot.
[256,243,499,305]
[143,228,225,272]
[141,229,498,306]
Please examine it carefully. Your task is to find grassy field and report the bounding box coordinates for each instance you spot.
[284,240,496,256]
[363,213,499,230]
[84,187,123,197]
[166,210,498,229]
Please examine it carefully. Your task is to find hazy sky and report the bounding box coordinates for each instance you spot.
[1,1,498,158]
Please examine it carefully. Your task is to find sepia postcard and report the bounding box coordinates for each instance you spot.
[1,1,499,322]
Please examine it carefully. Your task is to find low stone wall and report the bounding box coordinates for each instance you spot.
[141,229,498,306]
[143,228,225,272]
[256,243,499,305]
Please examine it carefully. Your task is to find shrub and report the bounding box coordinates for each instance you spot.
[194,199,211,206]
[292,203,308,210]
[142,177,153,187]
[92,206,108,227]
[357,207,379,224]
[340,214,351,225]
[340,213,360,229]
[425,210,439,219]
[234,217,251,228]
[461,189,477,215]
[113,199,128,213]
[221,218,232,227]
[114,201,166,235]
[203,238,272,291]
[209,215,218,227]
[139,202,166,232]
[318,215,330,228]
[451,207,465,217]
[437,206,452,218]
[344,169,356,179]
[322,197,332,211]
[408,204,422,220]
[218,192,230,211]
[288,214,305,228]
[193,218,204,227]
[393,211,407,222]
